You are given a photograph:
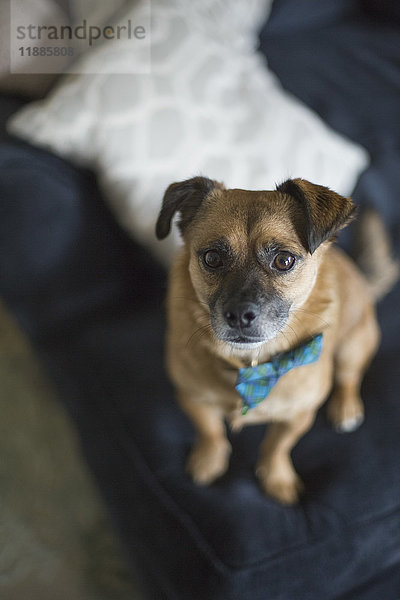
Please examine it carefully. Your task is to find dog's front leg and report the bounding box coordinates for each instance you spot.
[256,411,316,505]
[179,394,231,485]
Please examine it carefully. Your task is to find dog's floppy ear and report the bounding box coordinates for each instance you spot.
[156,176,222,240]
[277,178,357,254]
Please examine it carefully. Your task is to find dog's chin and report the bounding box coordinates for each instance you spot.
[212,324,286,350]
[226,339,266,350]
[215,334,269,350]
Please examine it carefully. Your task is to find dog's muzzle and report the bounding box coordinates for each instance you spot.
[210,295,290,346]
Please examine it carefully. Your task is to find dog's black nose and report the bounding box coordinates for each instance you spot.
[224,303,259,329]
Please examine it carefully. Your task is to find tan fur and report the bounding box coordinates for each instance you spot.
[157,178,383,504]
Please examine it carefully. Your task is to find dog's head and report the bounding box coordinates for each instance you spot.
[156,177,355,348]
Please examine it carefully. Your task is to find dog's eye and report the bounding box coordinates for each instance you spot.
[273,252,296,272]
[203,250,223,269]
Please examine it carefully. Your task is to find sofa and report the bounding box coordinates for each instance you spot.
[1,1,400,598]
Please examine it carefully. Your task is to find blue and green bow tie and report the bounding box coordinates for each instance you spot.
[236,334,323,415]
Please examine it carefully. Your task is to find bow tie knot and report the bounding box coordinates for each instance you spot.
[236,334,323,414]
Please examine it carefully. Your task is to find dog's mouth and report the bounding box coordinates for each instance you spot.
[218,334,267,349]
[211,315,289,349]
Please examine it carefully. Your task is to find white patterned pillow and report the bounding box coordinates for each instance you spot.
[8,0,368,262]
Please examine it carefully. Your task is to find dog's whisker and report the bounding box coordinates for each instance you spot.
[283,324,300,347]
[291,308,331,330]
[280,328,295,350]
[294,307,330,323]
[171,296,209,308]
[185,323,213,349]
[256,345,263,364]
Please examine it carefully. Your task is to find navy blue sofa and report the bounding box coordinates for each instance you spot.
[1,1,400,598]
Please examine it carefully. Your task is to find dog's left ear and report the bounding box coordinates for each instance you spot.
[277,178,357,254]
[156,176,223,240]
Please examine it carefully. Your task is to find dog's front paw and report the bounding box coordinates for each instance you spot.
[327,390,364,433]
[256,466,304,505]
[187,439,231,485]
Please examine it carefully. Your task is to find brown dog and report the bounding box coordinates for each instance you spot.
[156,177,385,505]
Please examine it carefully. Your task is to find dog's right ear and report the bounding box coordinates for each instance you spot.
[277,178,357,254]
[156,176,222,240]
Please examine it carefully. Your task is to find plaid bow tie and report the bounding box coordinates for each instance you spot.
[236,334,323,414]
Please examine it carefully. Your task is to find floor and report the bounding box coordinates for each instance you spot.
[0,299,143,600]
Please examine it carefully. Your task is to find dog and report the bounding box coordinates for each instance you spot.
[155,176,395,505]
